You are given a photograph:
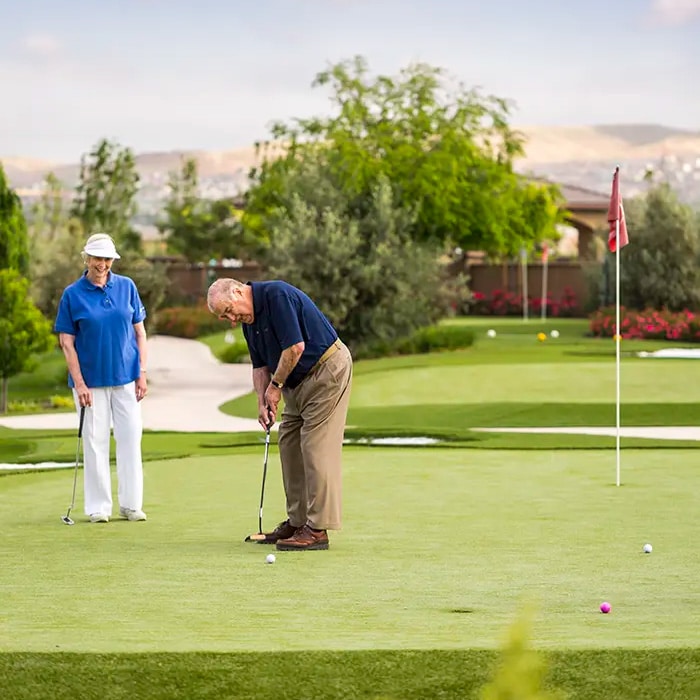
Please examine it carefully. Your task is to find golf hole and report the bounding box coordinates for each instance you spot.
[449,608,475,614]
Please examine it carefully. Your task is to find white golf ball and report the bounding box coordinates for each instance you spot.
[265,553,276,564]
[550,329,560,338]
[643,543,652,554]
[487,329,497,338]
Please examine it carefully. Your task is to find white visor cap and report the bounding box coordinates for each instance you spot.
[83,236,121,259]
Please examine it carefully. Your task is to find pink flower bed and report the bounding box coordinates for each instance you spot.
[589,307,700,341]
[470,287,579,317]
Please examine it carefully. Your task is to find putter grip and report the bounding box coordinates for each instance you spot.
[78,406,86,438]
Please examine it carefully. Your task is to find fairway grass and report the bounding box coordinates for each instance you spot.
[2,649,700,700]
[1,448,698,653]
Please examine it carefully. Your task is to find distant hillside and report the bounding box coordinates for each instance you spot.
[2,124,700,205]
[1,146,263,190]
[592,124,698,147]
[516,124,700,165]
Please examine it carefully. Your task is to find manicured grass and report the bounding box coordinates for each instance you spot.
[197,329,247,359]
[2,316,699,699]
[1,448,698,653]
[1,649,699,700]
[1,447,700,697]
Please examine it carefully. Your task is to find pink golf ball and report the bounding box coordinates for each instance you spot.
[600,602,611,614]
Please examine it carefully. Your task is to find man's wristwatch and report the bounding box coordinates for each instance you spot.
[271,378,284,389]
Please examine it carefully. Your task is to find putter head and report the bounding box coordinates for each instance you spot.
[244,532,268,543]
[61,515,75,526]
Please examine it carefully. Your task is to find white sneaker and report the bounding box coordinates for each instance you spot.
[89,513,109,523]
[119,507,147,521]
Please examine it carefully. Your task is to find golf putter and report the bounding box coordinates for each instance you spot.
[245,417,272,542]
[61,405,86,526]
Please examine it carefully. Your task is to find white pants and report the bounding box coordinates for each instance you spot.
[73,383,144,516]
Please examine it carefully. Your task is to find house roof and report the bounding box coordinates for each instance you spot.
[557,183,610,211]
[529,176,610,211]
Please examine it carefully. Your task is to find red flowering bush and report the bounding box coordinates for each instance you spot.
[589,307,700,342]
[468,287,579,317]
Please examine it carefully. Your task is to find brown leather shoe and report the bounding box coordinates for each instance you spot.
[254,519,298,544]
[276,524,329,551]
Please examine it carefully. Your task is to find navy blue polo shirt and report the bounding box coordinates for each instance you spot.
[54,271,146,388]
[242,281,338,389]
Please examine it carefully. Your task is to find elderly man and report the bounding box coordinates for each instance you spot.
[207,278,353,551]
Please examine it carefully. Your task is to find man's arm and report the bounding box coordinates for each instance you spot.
[263,342,305,426]
[271,342,305,387]
[253,366,272,429]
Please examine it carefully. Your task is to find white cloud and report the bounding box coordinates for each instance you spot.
[22,33,62,56]
[649,0,700,25]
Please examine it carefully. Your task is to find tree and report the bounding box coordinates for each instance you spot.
[159,157,259,263]
[117,255,170,331]
[0,163,30,274]
[26,173,84,320]
[70,138,141,251]
[0,269,55,413]
[264,162,446,350]
[30,172,66,244]
[619,184,700,311]
[245,56,563,254]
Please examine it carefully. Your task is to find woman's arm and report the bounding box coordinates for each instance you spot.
[133,321,148,401]
[58,333,92,407]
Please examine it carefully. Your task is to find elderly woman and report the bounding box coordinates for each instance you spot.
[54,233,149,523]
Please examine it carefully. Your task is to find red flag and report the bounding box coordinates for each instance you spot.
[608,167,629,252]
[541,243,548,263]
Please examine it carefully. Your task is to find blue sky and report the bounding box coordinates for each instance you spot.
[1,0,699,162]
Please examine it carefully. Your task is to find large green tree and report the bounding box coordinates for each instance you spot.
[264,161,447,349]
[0,163,30,274]
[245,56,563,254]
[70,138,141,251]
[159,157,258,263]
[0,269,55,413]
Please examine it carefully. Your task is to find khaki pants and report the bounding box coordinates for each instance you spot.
[278,342,353,530]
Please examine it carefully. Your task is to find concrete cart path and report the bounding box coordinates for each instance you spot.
[0,336,266,433]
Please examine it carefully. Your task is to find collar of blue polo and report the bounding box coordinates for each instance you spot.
[80,270,114,290]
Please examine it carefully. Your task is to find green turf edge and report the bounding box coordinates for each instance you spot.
[2,429,699,476]
[1,650,699,700]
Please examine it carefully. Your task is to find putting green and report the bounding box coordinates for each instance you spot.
[1,447,697,653]
[350,360,700,406]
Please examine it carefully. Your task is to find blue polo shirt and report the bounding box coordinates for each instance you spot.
[242,281,338,389]
[54,272,146,388]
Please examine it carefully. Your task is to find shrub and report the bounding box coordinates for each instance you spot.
[154,305,223,339]
[49,395,74,409]
[619,184,700,312]
[217,342,251,364]
[354,324,475,360]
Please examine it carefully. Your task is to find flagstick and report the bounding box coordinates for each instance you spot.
[615,219,621,487]
[541,254,548,321]
[521,248,529,322]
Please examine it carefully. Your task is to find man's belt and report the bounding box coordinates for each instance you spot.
[316,338,342,367]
